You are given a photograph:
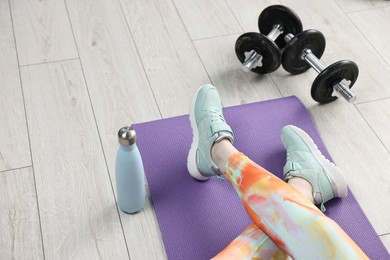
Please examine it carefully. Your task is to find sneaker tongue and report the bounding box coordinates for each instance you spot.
[208,106,221,113]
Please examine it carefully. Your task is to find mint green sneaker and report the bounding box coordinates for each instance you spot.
[280,125,348,212]
[187,84,234,181]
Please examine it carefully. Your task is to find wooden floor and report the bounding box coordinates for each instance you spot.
[1,0,390,258]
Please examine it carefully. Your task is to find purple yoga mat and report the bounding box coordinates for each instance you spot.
[133,96,389,259]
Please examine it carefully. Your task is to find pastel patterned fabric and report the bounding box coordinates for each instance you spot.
[215,152,368,259]
[212,223,288,260]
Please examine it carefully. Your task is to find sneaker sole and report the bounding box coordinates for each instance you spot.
[286,125,348,199]
[187,86,211,181]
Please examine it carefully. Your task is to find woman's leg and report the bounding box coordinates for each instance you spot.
[187,85,368,259]
[212,223,289,260]
[212,137,367,259]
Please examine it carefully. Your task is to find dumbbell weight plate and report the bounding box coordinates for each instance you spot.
[282,29,326,74]
[258,5,303,49]
[311,60,359,103]
[235,32,281,74]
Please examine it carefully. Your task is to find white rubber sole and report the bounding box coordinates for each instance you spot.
[187,86,210,181]
[286,125,348,198]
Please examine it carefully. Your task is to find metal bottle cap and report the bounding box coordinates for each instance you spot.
[118,126,136,146]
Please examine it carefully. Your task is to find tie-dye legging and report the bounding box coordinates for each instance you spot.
[212,152,368,260]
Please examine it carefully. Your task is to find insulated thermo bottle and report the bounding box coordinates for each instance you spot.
[115,126,145,213]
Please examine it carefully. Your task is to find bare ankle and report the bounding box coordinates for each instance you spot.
[211,139,237,172]
[288,177,314,203]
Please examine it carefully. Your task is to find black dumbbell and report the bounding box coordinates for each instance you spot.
[282,29,358,103]
[235,5,302,74]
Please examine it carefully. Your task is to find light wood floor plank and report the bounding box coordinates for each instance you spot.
[349,7,390,64]
[194,34,282,106]
[9,0,78,65]
[357,99,390,152]
[226,0,282,32]
[64,0,166,258]
[173,0,242,40]
[334,0,390,13]
[120,0,210,117]
[21,60,129,259]
[0,0,31,171]
[279,0,390,104]
[380,234,390,252]
[118,189,167,260]
[0,167,43,260]
[64,0,160,123]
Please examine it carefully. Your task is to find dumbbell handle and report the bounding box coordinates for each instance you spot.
[242,24,284,72]
[268,24,284,42]
[303,50,326,73]
[285,34,357,103]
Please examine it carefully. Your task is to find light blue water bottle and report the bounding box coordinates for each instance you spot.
[115,126,145,214]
